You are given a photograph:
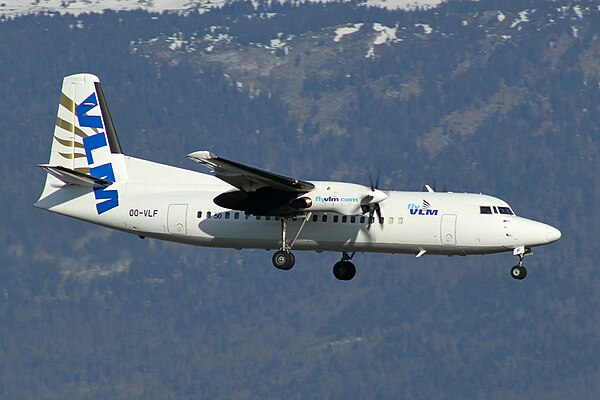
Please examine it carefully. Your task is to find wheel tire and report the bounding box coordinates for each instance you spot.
[333,261,356,281]
[511,265,526,280]
[273,250,295,270]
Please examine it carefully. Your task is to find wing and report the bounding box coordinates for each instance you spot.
[187,151,314,215]
[187,151,314,193]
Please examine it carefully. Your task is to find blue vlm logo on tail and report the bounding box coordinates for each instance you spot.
[78,93,119,215]
[408,199,438,216]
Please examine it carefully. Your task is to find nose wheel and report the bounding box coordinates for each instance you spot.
[511,247,531,280]
[511,264,527,280]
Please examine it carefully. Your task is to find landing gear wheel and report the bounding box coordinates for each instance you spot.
[333,261,356,281]
[272,250,295,270]
[511,265,527,280]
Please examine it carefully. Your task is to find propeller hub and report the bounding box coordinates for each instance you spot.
[370,189,387,204]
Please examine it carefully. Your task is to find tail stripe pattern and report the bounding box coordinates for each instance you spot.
[45,74,121,214]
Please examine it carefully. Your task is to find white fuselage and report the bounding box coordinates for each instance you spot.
[36,155,560,257]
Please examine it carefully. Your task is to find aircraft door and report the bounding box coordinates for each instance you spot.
[168,204,188,235]
[440,214,457,245]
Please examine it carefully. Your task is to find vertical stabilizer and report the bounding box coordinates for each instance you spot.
[36,74,126,215]
[48,73,122,168]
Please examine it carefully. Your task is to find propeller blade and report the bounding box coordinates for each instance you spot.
[367,203,384,229]
[375,203,382,221]
[368,167,381,191]
[365,167,385,230]
[367,207,374,230]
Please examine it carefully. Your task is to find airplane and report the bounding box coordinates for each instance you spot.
[34,73,561,281]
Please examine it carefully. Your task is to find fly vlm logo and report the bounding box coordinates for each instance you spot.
[315,195,359,203]
[408,199,438,216]
[78,93,119,215]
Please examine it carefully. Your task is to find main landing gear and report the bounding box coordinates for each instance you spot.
[333,252,356,281]
[270,216,357,280]
[511,247,532,280]
[272,250,295,270]
[272,217,298,271]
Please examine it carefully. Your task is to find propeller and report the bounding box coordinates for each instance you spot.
[362,169,386,229]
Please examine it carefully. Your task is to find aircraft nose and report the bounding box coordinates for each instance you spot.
[545,226,561,243]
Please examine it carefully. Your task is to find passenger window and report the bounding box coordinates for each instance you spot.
[312,214,318,222]
[379,217,384,225]
[351,216,356,223]
[322,215,328,222]
[342,216,347,223]
[245,213,250,220]
[333,215,339,223]
[197,211,202,219]
[266,216,271,221]
[398,217,403,224]
[480,206,492,214]
[225,212,230,219]
[207,211,212,218]
[234,212,240,220]
[360,216,366,224]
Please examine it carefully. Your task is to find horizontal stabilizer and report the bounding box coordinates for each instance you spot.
[39,165,113,188]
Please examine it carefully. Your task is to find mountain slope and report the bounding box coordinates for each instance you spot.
[0,1,599,398]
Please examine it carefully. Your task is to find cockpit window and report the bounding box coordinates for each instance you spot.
[498,207,514,215]
[480,206,492,214]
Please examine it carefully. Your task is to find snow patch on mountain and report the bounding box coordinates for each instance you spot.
[365,22,402,58]
[372,23,399,45]
[333,23,363,43]
[362,0,444,10]
[0,0,446,18]
[0,0,226,17]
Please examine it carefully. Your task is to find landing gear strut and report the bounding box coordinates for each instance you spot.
[333,252,356,281]
[511,247,531,280]
[271,214,311,271]
[272,217,296,270]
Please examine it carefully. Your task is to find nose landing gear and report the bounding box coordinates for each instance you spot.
[511,247,531,280]
[511,264,527,280]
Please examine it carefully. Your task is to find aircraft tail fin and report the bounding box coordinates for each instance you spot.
[36,74,126,215]
[46,73,122,168]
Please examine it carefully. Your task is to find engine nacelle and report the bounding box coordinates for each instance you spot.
[289,197,313,210]
[291,181,386,216]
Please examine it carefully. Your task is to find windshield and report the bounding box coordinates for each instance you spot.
[498,206,514,215]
